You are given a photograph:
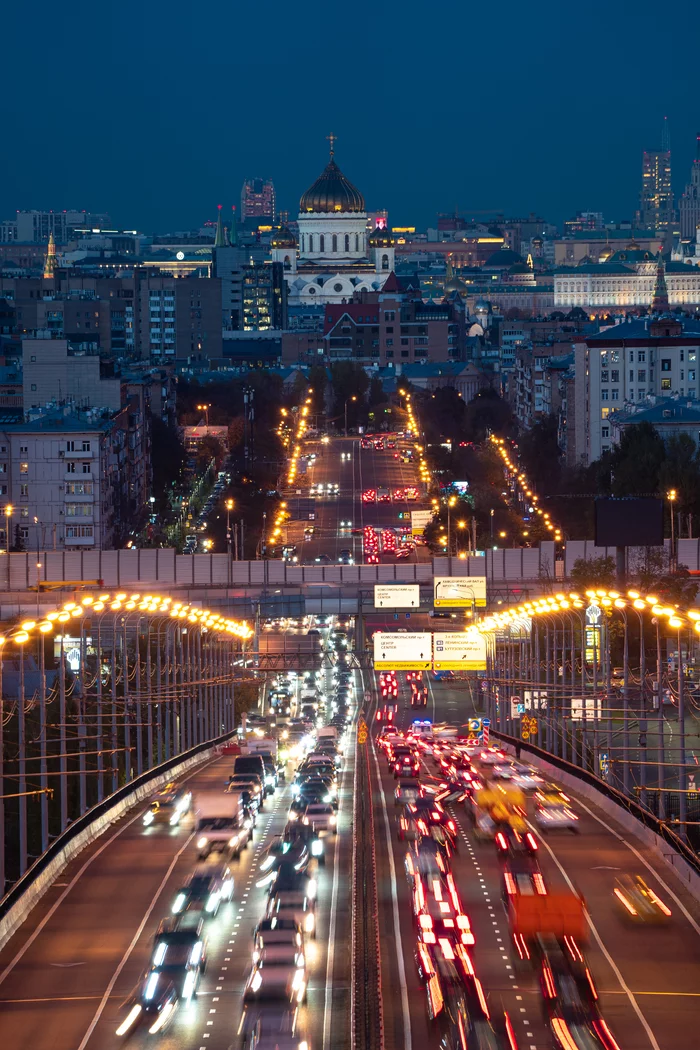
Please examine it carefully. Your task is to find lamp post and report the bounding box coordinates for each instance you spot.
[490,508,495,546]
[344,395,357,438]
[668,489,677,569]
[226,499,234,561]
[669,616,688,840]
[197,403,211,427]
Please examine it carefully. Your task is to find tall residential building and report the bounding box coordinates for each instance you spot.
[242,262,287,330]
[679,134,700,239]
[240,178,276,225]
[639,128,674,231]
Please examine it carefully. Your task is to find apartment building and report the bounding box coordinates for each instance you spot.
[573,317,700,465]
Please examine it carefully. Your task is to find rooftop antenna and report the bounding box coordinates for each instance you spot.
[661,115,670,153]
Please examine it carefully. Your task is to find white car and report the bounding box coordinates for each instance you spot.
[533,791,580,832]
[243,960,306,1005]
[302,803,337,835]
[267,891,316,937]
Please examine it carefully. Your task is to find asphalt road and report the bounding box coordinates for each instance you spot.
[366,670,700,1050]
[287,436,428,566]
[0,662,354,1050]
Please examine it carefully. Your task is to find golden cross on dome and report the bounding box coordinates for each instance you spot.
[326,132,337,157]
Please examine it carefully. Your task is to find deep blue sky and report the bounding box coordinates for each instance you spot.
[3,0,699,233]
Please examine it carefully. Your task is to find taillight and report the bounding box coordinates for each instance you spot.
[456,914,471,930]
[474,977,490,1018]
[419,914,433,930]
[504,1012,519,1050]
[503,872,516,896]
[541,962,556,999]
[526,832,538,851]
[533,873,547,896]
[592,1020,623,1050]
[496,832,508,850]
[585,967,598,1000]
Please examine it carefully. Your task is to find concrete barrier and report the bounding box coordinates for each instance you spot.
[0,741,225,953]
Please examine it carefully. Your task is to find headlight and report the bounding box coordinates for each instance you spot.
[182,971,196,1001]
[116,1004,142,1036]
[329,815,337,826]
[311,839,323,856]
[197,836,208,849]
[205,892,220,913]
[169,814,180,826]
[172,893,186,914]
[143,811,154,826]
[305,912,315,932]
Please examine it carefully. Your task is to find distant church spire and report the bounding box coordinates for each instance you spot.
[651,252,670,313]
[43,232,56,279]
[214,205,226,248]
[229,205,238,246]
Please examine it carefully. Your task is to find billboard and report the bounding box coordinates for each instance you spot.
[411,509,433,536]
[433,576,487,608]
[374,585,420,609]
[570,696,601,720]
[433,632,487,670]
[373,632,432,670]
[594,498,664,547]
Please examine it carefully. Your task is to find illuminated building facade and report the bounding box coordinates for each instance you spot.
[240,178,276,225]
[270,140,394,306]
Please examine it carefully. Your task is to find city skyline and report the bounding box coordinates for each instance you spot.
[2,0,699,233]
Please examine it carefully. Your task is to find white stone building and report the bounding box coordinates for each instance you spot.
[270,146,394,306]
[553,251,700,312]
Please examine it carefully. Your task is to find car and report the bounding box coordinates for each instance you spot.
[303,527,316,540]
[257,837,311,885]
[405,836,452,881]
[539,940,606,1046]
[533,790,579,833]
[377,487,391,502]
[302,802,337,835]
[115,973,179,1037]
[338,549,354,565]
[394,753,421,778]
[613,874,673,922]
[147,916,207,1002]
[494,827,539,861]
[362,489,377,503]
[267,888,317,938]
[143,784,192,827]
[252,918,306,968]
[171,864,234,918]
[243,957,307,1006]
[395,778,423,805]
[412,871,475,946]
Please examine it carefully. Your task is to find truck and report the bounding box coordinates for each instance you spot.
[467,782,527,840]
[194,792,252,861]
[506,885,588,967]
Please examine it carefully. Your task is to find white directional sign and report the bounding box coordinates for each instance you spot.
[432,632,487,671]
[411,509,433,536]
[374,584,420,609]
[433,576,487,608]
[373,632,432,670]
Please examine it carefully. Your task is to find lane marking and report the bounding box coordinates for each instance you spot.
[571,796,700,938]
[370,705,412,1050]
[0,757,218,989]
[535,830,663,1050]
[76,831,195,1050]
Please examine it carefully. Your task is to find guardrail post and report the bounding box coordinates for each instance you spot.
[39,635,49,852]
[111,627,118,794]
[146,624,153,769]
[18,642,27,875]
[123,618,131,784]
[59,636,68,831]
[78,621,87,815]
[156,624,163,765]
[134,618,143,778]
[96,621,104,804]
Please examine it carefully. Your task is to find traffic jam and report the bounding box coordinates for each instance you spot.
[361,431,419,563]
[114,623,353,1048]
[374,688,640,1050]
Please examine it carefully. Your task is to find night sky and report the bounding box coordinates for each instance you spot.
[3,0,699,233]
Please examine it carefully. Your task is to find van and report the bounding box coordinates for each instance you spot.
[233,754,265,781]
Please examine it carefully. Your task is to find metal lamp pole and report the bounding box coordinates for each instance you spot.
[344,395,356,438]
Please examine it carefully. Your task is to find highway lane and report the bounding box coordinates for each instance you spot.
[370,671,700,1050]
[287,435,428,566]
[0,683,354,1050]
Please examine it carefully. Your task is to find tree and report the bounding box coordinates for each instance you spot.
[11,524,24,552]
[597,422,665,496]
[518,415,561,494]
[369,376,388,406]
[330,361,369,423]
[195,433,225,471]
[569,555,616,588]
[151,416,185,503]
[463,388,515,443]
[307,364,328,415]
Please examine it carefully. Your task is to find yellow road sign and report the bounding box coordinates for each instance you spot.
[521,731,530,741]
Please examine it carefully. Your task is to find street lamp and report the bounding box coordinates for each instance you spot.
[197,403,211,427]
[225,499,234,560]
[667,489,677,568]
[447,495,457,555]
[4,505,12,556]
[490,508,495,545]
[344,395,357,438]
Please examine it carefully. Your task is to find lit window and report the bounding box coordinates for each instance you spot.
[20,462,28,474]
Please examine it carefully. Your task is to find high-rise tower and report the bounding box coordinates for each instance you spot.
[240,178,276,226]
[639,118,674,231]
[43,232,57,278]
[679,134,700,240]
